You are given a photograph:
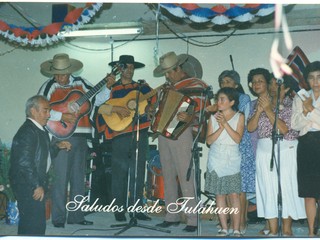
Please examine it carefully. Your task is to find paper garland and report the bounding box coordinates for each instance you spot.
[0,3,102,47]
[0,3,282,47]
[159,4,276,25]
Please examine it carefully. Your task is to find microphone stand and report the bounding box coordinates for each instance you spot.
[270,80,284,237]
[111,80,170,235]
[186,87,213,236]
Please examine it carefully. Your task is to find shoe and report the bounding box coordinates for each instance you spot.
[233,230,242,237]
[216,229,229,237]
[258,228,270,235]
[53,223,65,228]
[133,212,152,221]
[183,225,197,232]
[156,221,180,228]
[78,220,93,225]
[268,233,278,237]
[114,213,127,222]
[67,220,93,225]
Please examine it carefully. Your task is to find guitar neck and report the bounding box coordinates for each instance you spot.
[76,78,106,106]
[140,84,164,102]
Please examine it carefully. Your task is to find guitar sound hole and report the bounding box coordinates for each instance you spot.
[127,100,137,110]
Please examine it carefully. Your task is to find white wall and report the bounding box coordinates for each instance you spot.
[1,29,320,142]
[1,29,320,189]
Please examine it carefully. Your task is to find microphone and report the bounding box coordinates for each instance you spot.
[205,86,212,92]
[276,78,284,85]
[138,79,146,85]
[205,86,215,100]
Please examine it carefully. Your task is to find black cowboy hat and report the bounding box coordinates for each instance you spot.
[109,55,145,69]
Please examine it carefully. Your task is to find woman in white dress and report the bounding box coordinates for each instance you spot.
[205,87,245,236]
[247,68,305,236]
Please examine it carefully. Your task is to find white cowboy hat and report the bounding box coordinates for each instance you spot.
[153,51,188,77]
[40,53,83,76]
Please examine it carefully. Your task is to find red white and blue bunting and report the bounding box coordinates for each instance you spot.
[0,3,102,47]
[159,4,276,25]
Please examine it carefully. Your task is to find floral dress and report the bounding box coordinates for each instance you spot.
[238,93,256,193]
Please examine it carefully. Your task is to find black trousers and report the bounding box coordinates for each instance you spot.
[15,184,46,235]
[111,130,148,212]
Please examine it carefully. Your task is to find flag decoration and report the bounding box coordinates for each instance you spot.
[0,3,102,47]
[284,46,310,93]
[159,4,277,25]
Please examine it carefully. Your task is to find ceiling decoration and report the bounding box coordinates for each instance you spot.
[0,3,293,48]
[159,4,276,25]
[0,3,102,47]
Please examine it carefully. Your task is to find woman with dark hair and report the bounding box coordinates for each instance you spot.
[215,70,255,235]
[291,61,320,237]
[205,87,245,236]
[247,68,305,236]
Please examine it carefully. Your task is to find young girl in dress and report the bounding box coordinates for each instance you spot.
[205,87,245,236]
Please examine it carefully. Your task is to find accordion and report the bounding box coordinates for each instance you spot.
[151,88,196,140]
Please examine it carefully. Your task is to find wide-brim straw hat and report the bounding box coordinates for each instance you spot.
[40,53,83,76]
[153,51,188,77]
[109,55,145,69]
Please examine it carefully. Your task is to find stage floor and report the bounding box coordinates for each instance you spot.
[0,209,312,238]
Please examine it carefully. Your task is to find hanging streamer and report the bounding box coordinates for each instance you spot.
[154,4,161,67]
[269,4,293,79]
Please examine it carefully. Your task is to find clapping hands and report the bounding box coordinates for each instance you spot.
[302,95,314,115]
[214,111,227,128]
[257,95,272,113]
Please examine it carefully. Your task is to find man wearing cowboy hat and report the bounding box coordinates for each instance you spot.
[38,53,112,228]
[97,55,156,222]
[153,51,210,232]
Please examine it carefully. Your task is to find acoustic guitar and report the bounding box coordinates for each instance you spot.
[46,65,122,139]
[102,84,164,132]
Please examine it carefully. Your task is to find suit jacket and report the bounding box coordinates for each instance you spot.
[9,119,50,191]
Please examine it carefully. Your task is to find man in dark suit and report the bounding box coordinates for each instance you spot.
[9,95,71,235]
